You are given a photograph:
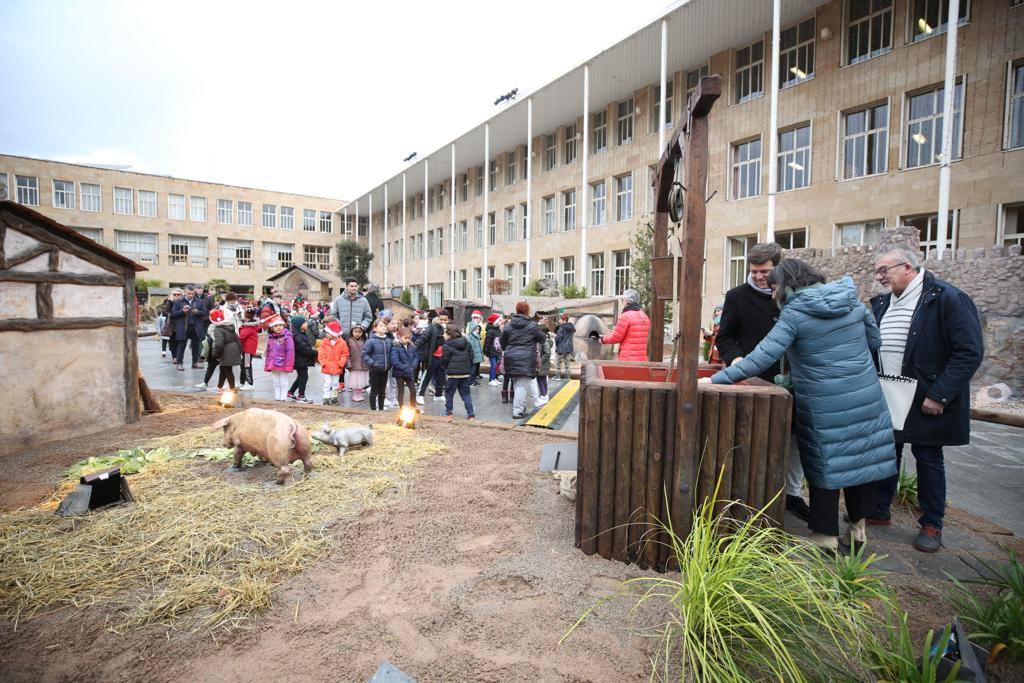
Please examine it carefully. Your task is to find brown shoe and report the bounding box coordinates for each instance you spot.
[913,525,942,553]
[192,363,203,369]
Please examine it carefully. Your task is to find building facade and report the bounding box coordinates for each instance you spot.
[347,0,1024,324]
[0,154,347,298]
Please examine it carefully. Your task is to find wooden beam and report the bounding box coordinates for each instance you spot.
[0,317,126,332]
[970,408,1024,429]
[123,275,142,423]
[35,282,53,319]
[0,270,123,286]
[4,243,50,268]
[0,214,120,274]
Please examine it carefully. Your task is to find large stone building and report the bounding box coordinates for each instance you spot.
[344,0,1024,323]
[0,154,347,299]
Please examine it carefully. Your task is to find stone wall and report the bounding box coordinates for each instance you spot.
[785,228,1024,395]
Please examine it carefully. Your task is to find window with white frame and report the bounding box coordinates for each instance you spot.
[910,0,969,42]
[842,102,889,178]
[263,241,293,269]
[590,180,606,225]
[138,190,157,217]
[504,207,516,242]
[304,245,332,271]
[564,124,577,164]
[168,193,185,220]
[647,164,657,212]
[489,160,498,191]
[74,227,103,244]
[779,18,815,88]
[589,252,605,296]
[474,215,483,248]
[735,40,764,104]
[427,229,437,257]
[520,203,528,239]
[114,187,134,215]
[847,0,893,65]
[1006,61,1024,150]
[80,183,101,212]
[731,138,762,199]
[457,269,467,298]
[280,206,294,230]
[475,166,484,196]
[437,225,444,254]
[649,81,674,133]
[777,124,811,192]
[457,220,468,251]
[116,230,158,263]
[189,196,207,222]
[518,262,527,292]
[460,173,469,202]
[16,175,39,205]
[560,255,575,288]
[237,201,253,226]
[357,216,368,237]
[473,268,483,298]
[562,189,576,231]
[262,204,276,228]
[836,219,884,247]
[540,258,554,281]
[341,215,353,236]
[0,173,7,201]
[615,174,633,221]
[612,250,631,294]
[302,208,316,231]
[544,134,557,171]
[542,196,556,235]
[726,235,757,290]
[999,202,1024,247]
[906,82,963,168]
[902,212,957,254]
[169,234,209,267]
[616,98,634,145]
[219,238,253,268]
[686,64,710,102]
[504,263,515,288]
[520,150,527,183]
[487,212,496,246]
[775,228,808,250]
[592,111,608,153]
[319,211,331,233]
[218,199,233,224]
[410,285,422,305]
[506,152,517,185]
[52,179,75,209]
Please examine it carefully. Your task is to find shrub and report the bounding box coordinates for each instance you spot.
[950,551,1024,660]
[399,289,412,305]
[560,283,587,299]
[522,279,543,296]
[896,464,919,510]
[865,605,961,682]
[828,545,890,606]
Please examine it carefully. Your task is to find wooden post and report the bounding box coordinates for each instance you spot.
[138,373,162,413]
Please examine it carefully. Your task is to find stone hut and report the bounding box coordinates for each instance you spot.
[267,264,332,304]
[0,200,146,454]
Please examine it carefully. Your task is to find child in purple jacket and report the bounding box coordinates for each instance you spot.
[264,315,295,401]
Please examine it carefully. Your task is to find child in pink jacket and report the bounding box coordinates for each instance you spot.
[263,315,295,400]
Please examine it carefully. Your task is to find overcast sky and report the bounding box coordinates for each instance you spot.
[0,0,669,200]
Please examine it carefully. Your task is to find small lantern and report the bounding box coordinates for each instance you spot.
[396,406,421,429]
[219,390,242,409]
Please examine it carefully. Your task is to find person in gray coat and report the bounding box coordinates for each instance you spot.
[702,260,896,554]
[330,277,372,337]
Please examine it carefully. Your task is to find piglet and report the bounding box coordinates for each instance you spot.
[213,408,313,485]
[311,423,373,455]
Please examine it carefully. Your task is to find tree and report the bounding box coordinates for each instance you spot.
[522,279,543,296]
[206,278,231,295]
[134,277,162,292]
[560,283,588,299]
[418,295,429,310]
[335,242,374,286]
[488,278,510,296]
[629,214,673,323]
[400,288,412,306]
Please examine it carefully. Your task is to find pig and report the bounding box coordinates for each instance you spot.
[572,314,613,363]
[213,408,313,485]
[311,423,374,455]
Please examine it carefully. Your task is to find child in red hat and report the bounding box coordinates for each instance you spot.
[318,321,349,405]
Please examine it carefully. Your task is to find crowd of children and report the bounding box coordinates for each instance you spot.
[164,293,580,421]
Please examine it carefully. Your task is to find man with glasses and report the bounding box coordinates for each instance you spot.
[868,248,982,553]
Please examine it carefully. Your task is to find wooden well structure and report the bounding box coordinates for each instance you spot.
[573,75,793,570]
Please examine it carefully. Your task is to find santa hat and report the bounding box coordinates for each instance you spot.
[325,321,343,337]
[487,313,500,324]
[263,313,286,328]
[209,309,225,324]
[471,310,482,318]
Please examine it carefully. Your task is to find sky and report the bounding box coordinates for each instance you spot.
[0,0,670,200]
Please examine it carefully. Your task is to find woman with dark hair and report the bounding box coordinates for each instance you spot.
[700,259,895,554]
[499,301,546,419]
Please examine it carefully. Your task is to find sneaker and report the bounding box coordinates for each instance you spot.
[488,379,501,386]
[195,382,207,389]
[296,396,312,404]
[238,384,253,391]
[433,395,445,402]
[208,386,220,393]
[512,413,525,420]
[467,415,476,420]
[785,495,811,523]
[176,364,185,371]
[913,525,942,553]
[535,397,549,407]
[161,351,167,357]
[353,394,365,403]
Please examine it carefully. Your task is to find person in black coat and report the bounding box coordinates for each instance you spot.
[389,330,419,407]
[500,303,546,419]
[169,285,208,369]
[416,310,450,402]
[365,284,384,321]
[868,249,983,552]
[440,329,475,419]
[288,315,318,402]
[554,314,576,380]
[483,314,503,384]
[362,319,394,411]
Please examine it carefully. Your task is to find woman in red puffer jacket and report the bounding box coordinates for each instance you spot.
[600,289,651,361]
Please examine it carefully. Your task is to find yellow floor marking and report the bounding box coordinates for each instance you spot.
[526,379,580,427]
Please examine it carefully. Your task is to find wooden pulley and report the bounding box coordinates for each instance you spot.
[668,183,685,224]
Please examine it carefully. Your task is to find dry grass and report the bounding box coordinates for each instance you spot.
[0,419,445,633]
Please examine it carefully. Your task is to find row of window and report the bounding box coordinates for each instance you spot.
[2,175,336,234]
[77,228,334,271]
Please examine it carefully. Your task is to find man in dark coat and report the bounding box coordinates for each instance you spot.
[364,283,384,321]
[170,285,208,369]
[416,310,449,403]
[869,248,983,552]
[195,283,215,340]
[500,303,546,419]
[717,243,809,521]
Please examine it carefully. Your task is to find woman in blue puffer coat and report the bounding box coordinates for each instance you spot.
[702,259,895,554]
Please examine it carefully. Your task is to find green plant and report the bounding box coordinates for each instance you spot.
[399,288,412,306]
[418,295,429,310]
[206,277,231,295]
[629,214,673,324]
[865,605,960,683]
[134,277,162,292]
[487,277,510,296]
[521,279,543,296]
[949,551,1024,659]
[896,463,919,509]
[564,471,877,682]
[560,283,587,299]
[828,545,891,605]
[335,241,373,285]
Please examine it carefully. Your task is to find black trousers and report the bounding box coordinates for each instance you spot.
[217,366,236,389]
[369,369,389,410]
[175,332,200,365]
[807,482,877,537]
[203,358,220,385]
[395,376,417,406]
[288,366,309,396]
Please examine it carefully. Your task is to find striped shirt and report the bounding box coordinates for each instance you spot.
[879,268,925,376]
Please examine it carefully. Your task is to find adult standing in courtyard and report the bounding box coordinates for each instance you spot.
[500,301,546,420]
[867,248,983,553]
[330,278,372,337]
[594,289,650,361]
[170,285,208,370]
[365,283,384,322]
[716,242,810,522]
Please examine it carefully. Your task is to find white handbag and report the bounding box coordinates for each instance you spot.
[878,374,918,430]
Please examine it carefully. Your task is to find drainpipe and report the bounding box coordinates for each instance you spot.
[935,0,959,259]
[766,0,781,242]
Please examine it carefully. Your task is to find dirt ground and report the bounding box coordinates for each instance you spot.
[0,393,1020,681]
